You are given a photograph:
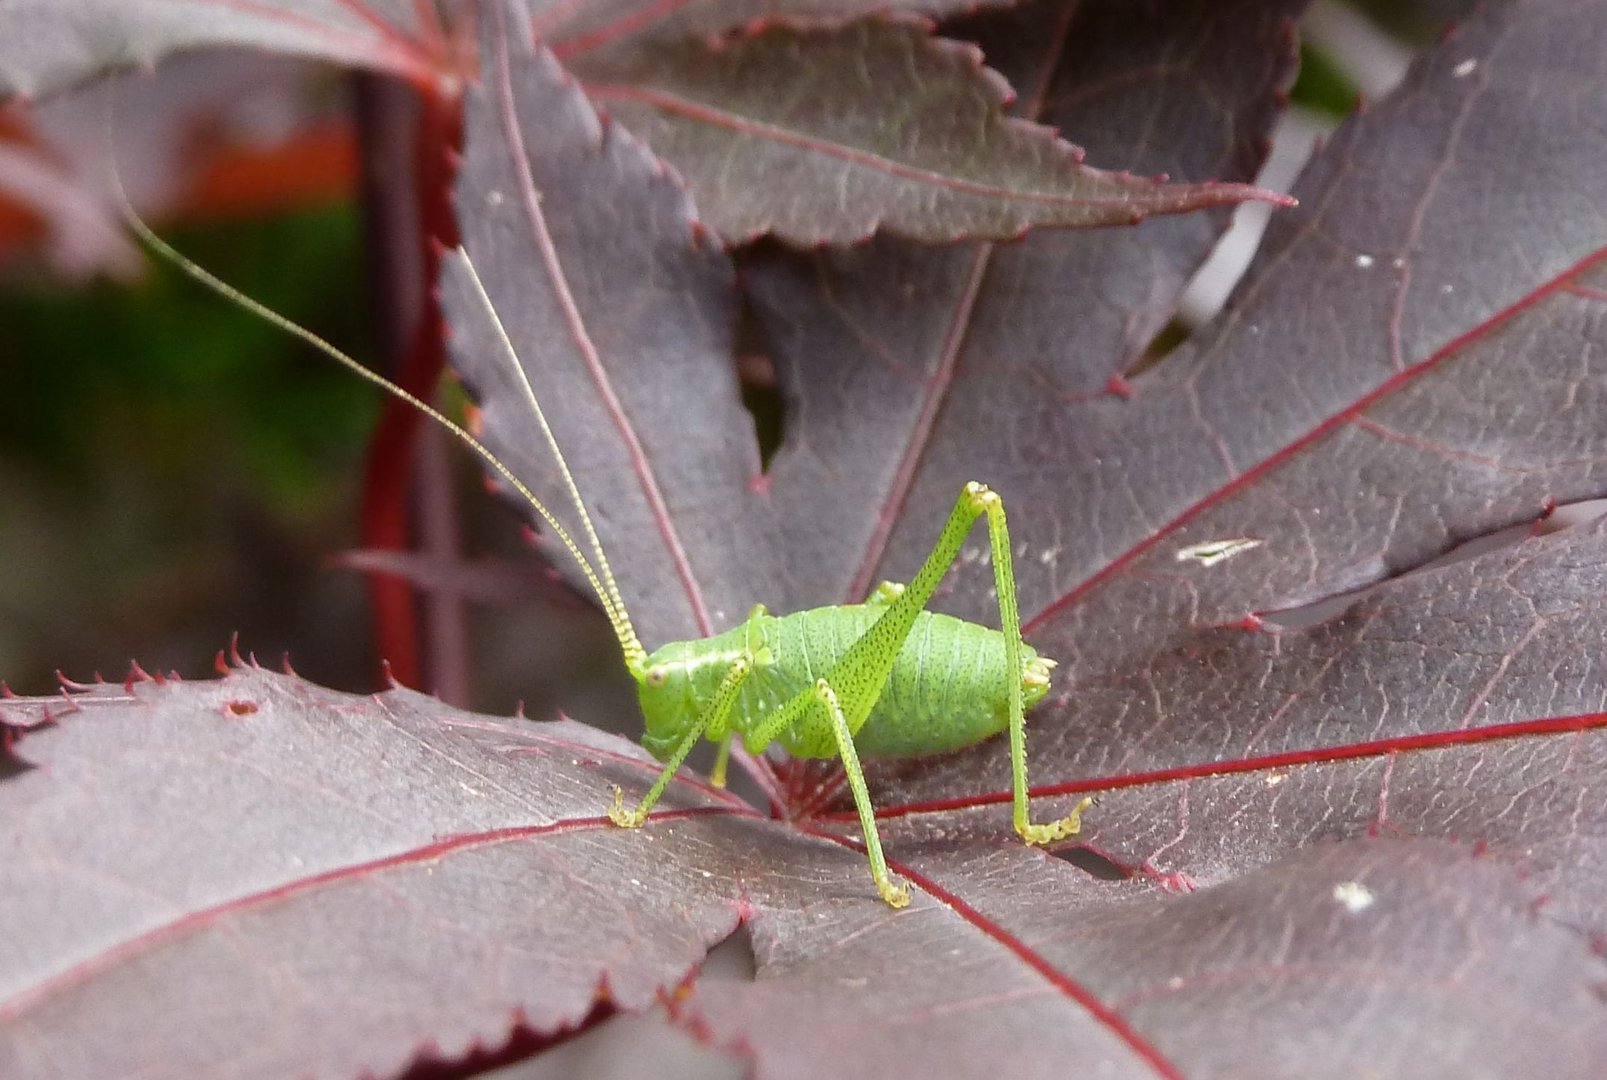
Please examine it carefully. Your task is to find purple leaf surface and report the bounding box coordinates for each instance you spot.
[9,0,1607,1076]
[1,1,1285,247]
[433,0,1607,1072]
[439,21,767,648]
[526,0,1001,52]
[690,836,1607,1080]
[0,0,448,99]
[567,15,1289,244]
[4,654,1604,1076]
[538,0,1297,245]
[0,665,751,1079]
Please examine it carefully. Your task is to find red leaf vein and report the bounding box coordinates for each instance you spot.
[490,18,715,635]
[0,806,742,1023]
[808,829,1187,1080]
[1026,243,1607,635]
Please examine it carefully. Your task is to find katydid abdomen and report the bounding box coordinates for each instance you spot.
[637,604,1054,762]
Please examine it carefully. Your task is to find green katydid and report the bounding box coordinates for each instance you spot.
[121,211,1093,909]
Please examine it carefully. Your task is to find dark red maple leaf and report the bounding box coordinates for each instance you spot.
[5,1,1607,1078]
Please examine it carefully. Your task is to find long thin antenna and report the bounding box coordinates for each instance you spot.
[112,180,647,673]
[446,250,645,670]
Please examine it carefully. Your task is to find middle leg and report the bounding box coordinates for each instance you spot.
[749,674,910,907]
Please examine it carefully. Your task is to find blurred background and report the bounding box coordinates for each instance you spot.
[0,1,1456,719]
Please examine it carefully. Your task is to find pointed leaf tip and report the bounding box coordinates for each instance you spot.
[573,18,1294,245]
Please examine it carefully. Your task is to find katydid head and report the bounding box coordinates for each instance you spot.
[632,641,700,762]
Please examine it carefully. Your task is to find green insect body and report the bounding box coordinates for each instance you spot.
[123,206,1093,909]
[639,603,1053,763]
[610,474,1090,908]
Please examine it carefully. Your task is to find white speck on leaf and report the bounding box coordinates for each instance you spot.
[1175,537,1263,567]
[1333,881,1375,913]
[1355,254,1374,268]
[1453,59,1477,77]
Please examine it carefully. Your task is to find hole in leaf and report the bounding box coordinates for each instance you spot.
[1538,497,1607,535]
[1262,498,1607,630]
[1049,845,1131,881]
[1128,316,1189,378]
[1132,103,1333,378]
[733,289,785,471]
[226,700,258,716]
[736,351,783,472]
[700,921,757,982]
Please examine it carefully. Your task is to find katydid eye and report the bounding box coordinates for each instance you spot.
[645,666,669,687]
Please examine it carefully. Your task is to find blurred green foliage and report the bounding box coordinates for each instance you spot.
[1,206,375,508]
[0,204,381,693]
[1292,42,1362,119]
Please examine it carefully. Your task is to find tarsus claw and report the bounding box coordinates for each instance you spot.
[1017,796,1095,846]
[607,786,645,828]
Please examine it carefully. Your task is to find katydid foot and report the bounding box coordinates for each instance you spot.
[879,878,912,908]
[1016,796,1096,846]
[607,786,647,828]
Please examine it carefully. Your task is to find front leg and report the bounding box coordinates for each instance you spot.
[608,652,751,827]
